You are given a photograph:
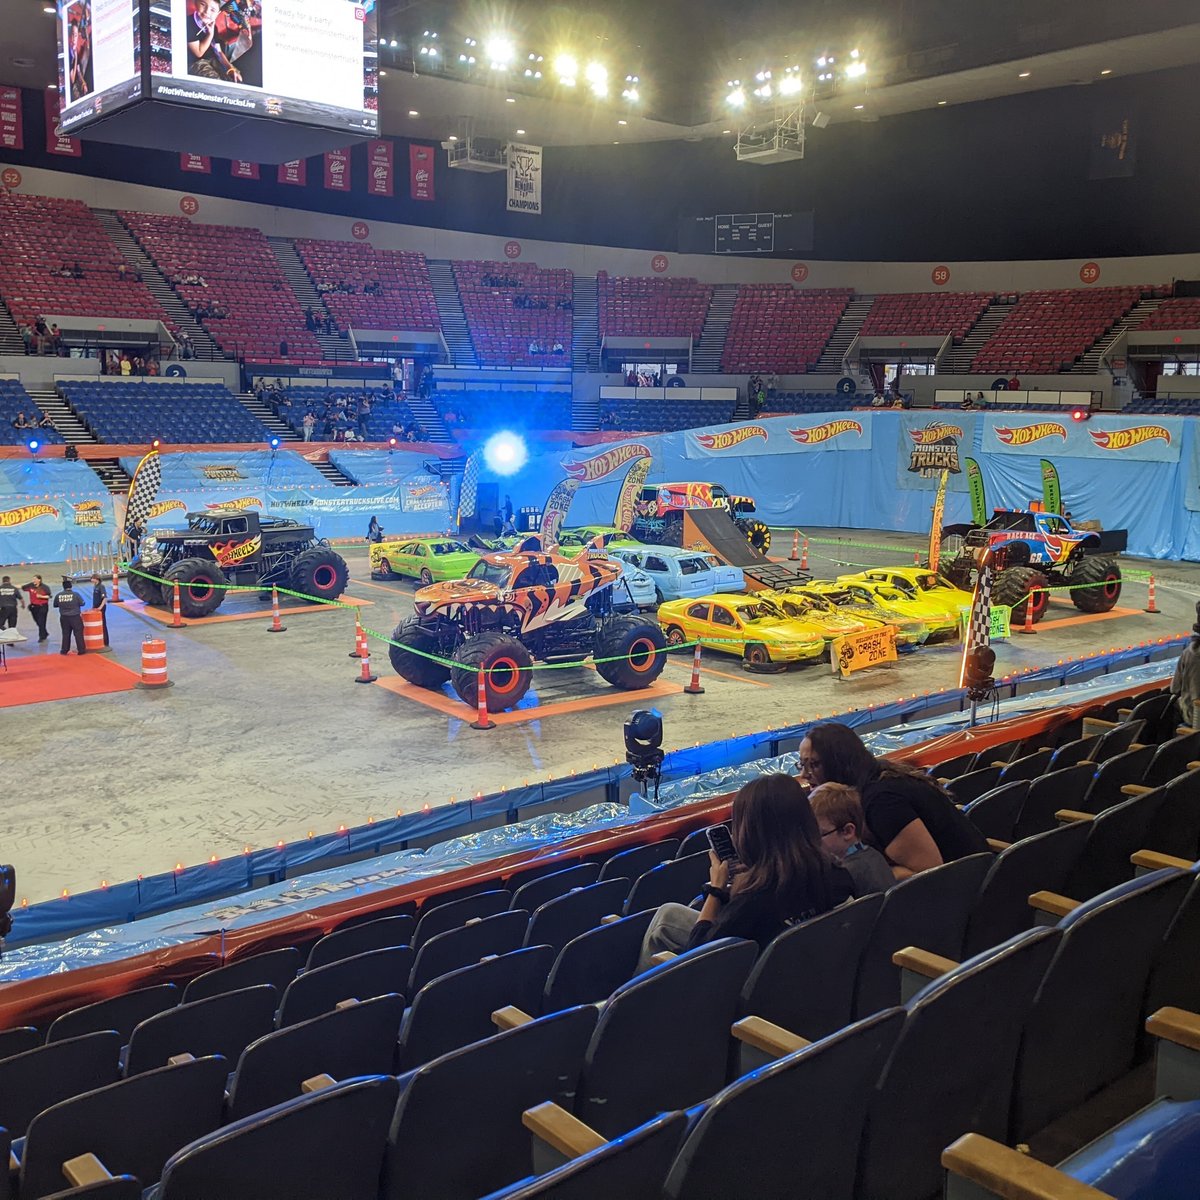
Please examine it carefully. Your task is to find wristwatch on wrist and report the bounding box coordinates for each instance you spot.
[702,883,730,904]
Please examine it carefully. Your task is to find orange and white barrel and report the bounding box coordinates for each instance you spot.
[137,636,172,689]
[82,608,108,653]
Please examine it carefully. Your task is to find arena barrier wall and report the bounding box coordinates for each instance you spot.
[0,459,119,563]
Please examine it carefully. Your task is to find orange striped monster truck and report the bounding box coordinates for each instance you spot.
[388,538,667,711]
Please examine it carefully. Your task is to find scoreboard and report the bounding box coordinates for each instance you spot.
[678,212,813,256]
[714,213,775,254]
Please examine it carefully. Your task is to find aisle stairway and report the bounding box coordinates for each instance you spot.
[941,298,1014,374]
[691,284,738,372]
[94,209,221,359]
[1072,297,1165,374]
[406,394,452,443]
[28,386,93,446]
[237,391,298,442]
[571,276,600,370]
[814,295,874,374]
[426,261,476,366]
[0,298,25,354]
[572,390,600,431]
[266,238,350,362]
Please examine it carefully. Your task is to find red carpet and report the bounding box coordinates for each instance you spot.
[0,649,141,708]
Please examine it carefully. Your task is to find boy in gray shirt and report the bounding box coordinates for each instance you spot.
[809,781,898,893]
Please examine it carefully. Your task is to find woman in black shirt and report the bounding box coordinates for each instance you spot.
[636,774,855,969]
[799,723,990,880]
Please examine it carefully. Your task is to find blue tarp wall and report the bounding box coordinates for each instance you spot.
[0,459,118,563]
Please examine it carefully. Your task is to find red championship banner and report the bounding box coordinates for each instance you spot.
[409,144,435,201]
[367,139,393,197]
[179,153,211,173]
[278,158,307,186]
[231,160,260,179]
[324,149,350,191]
[0,86,23,151]
[44,90,80,157]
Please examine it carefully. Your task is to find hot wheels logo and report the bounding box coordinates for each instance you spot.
[561,443,652,482]
[204,497,262,511]
[210,535,261,566]
[1089,425,1171,450]
[788,419,863,445]
[148,499,186,518]
[909,423,964,446]
[0,503,57,527]
[694,425,768,451]
[993,423,1067,445]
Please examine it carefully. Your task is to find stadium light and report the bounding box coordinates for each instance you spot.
[778,73,803,96]
[268,436,280,449]
[554,53,577,85]
[26,438,39,454]
[486,35,515,68]
[753,83,772,99]
[726,85,746,108]
[483,431,528,477]
[585,61,608,97]
[622,86,639,101]
[845,59,867,79]
[1071,407,1091,422]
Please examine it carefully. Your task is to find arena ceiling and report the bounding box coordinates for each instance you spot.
[2,0,1199,149]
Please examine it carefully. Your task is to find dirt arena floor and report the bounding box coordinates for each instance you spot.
[1,528,1192,905]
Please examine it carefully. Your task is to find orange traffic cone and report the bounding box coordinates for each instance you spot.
[170,581,187,628]
[789,531,800,561]
[1017,590,1037,635]
[355,640,378,684]
[110,564,122,604]
[266,586,287,633]
[800,539,809,570]
[683,642,705,694]
[349,614,365,658]
[471,666,496,729]
[136,636,173,689]
[1145,575,1160,614]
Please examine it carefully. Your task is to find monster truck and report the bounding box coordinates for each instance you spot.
[388,542,667,710]
[940,506,1127,624]
[126,510,349,618]
[631,482,771,554]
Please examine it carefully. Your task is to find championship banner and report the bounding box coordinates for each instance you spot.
[895,414,976,490]
[44,89,80,157]
[614,456,652,532]
[324,149,351,191]
[928,469,949,571]
[831,626,897,678]
[983,414,1181,462]
[367,140,393,197]
[964,458,988,525]
[506,142,542,215]
[409,144,435,201]
[0,86,24,150]
[179,153,211,174]
[231,160,260,180]
[1039,459,1062,515]
[278,159,307,187]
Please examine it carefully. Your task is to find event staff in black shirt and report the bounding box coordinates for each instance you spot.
[90,573,109,647]
[54,578,86,655]
[0,576,24,630]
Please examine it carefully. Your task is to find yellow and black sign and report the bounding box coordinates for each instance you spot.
[831,626,898,678]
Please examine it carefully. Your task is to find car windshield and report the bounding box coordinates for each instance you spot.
[737,602,779,623]
[986,511,1036,532]
[430,541,470,555]
[467,560,510,586]
[874,586,907,602]
[702,555,723,568]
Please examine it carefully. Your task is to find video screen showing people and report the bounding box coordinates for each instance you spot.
[186,0,262,89]
[58,0,142,132]
[65,1,94,103]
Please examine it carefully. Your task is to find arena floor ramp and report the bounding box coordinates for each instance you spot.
[682,509,812,591]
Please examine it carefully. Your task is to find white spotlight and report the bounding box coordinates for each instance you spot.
[726,86,746,108]
[778,74,802,96]
[486,35,514,67]
[585,61,608,96]
[555,53,578,85]
[845,60,866,78]
[483,431,528,476]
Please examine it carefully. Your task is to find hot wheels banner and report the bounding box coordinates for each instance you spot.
[983,414,1182,462]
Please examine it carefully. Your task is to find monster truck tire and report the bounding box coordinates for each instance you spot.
[127,564,167,606]
[736,518,772,555]
[290,547,349,601]
[594,615,667,690]
[1069,555,1122,613]
[451,632,534,710]
[660,512,684,547]
[941,553,975,593]
[388,615,452,688]
[163,557,227,618]
[992,566,1050,626]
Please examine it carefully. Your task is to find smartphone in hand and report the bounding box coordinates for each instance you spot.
[706,824,738,863]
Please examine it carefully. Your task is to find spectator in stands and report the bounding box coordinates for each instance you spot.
[64,444,79,462]
[799,723,989,879]
[304,306,315,330]
[809,782,896,894]
[50,324,63,355]
[19,323,33,355]
[117,263,127,282]
[11,411,29,430]
[38,413,55,429]
[279,338,289,358]
[119,354,132,377]
[72,261,83,279]
[1170,602,1200,727]
[871,392,886,407]
[960,394,975,410]
[302,411,315,441]
[636,773,855,969]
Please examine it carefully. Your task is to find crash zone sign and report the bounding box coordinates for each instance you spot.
[831,625,898,678]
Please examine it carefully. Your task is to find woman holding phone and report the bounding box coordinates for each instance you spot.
[636,773,854,970]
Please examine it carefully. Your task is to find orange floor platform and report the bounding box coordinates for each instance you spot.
[0,648,141,708]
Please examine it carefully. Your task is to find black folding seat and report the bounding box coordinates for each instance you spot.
[47,985,179,1044]
[541,909,655,1013]
[412,889,511,948]
[928,751,976,780]
[1082,744,1157,814]
[1093,718,1146,762]
[329,899,417,930]
[38,1178,141,1199]
[0,1032,121,1140]
[1141,730,1200,788]
[123,985,277,1077]
[17,1055,228,1200]
[0,1026,41,1062]
[408,910,530,993]
[183,947,302,1004]
[277,946,413,1027]
[1046,734,1100,772]
[226,992,404,1121]
[942,765,1003,807]
[158,1076,400,1200]
[675,828,717,858]
[381,1006,598,1200]
[510,864,601,912]
[397,945,556,1071]
[1145,867,1200,1016]
[996,748,1054,785]
[1062,790,1171,900]
[854,853,993,1016]
[1144,767,1200,860]
[963,781,1031,842]
[305,915,415,970]
[664,1009,905,1200]
[1010,868,1193,1141]
[623,852,710,914]
[1013,763,1095,840]
[523,879,632,956]
[739,892,883,1044]
[599,839,679,882]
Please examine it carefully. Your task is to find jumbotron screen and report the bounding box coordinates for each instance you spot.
[58,0,379,139]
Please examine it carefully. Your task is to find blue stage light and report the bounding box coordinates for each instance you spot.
[483,430,528,476]
[268,436,281,449]
[26,438,39,453]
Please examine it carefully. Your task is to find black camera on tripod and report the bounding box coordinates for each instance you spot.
[624,710,665,797]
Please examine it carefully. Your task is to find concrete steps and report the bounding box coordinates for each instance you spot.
[942,299,1015,373]
[1072,297,1165,373]
[427,260,476,366]
[692,283,738,372]
[815,295,873,374]
[405,394,452,443]
[266,238,350,361]
[27,387,95,445]
[571,275,600,371]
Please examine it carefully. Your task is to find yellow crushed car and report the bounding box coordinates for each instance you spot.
[781,582,928,647]
[834,573,966,639]
[656,594,826,668]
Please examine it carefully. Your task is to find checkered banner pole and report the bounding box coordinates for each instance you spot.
[958,551,994,689]
[123,449,162,548]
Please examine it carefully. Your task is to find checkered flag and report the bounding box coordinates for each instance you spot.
[124,449,161,544]
[959,552,996,691]
[457,451,481,522]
